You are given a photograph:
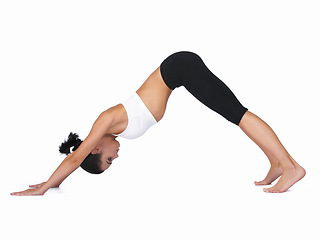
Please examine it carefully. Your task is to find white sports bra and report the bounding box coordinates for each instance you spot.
[115,92,157,139]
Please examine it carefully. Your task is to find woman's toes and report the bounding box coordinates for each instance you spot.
[254,180,270,185]
[263,188,274,193]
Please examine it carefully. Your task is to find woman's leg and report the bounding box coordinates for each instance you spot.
[239,111,306,193]
[160,51,305,192]
[160,51,248,125]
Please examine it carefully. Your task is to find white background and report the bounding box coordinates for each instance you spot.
[1,0,319,239]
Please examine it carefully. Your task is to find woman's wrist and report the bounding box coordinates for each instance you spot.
[39,184,50,194]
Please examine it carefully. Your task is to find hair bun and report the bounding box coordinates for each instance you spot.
[59,132,83,155]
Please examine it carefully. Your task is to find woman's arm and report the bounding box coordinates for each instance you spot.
[11,107,120,196]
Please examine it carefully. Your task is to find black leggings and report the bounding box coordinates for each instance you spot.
[160,51,248,125]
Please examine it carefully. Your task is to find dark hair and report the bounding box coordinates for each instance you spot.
[59,132,104,174]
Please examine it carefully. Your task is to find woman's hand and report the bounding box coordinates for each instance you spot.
[29,182,60,188]
[11,181,61,196]
[29,182,47,188]
[11,187,45,196]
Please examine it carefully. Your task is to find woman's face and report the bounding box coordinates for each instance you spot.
[92,134,120,171]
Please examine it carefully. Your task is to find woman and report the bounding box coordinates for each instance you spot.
[11,51,305,195]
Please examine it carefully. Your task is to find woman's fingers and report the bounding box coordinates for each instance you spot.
[11,183,47,196]
[29,182,46,188]
[11,188,44,196]
[29,182,60,189]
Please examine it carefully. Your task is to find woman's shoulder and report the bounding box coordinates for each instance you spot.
[103,104,128,135]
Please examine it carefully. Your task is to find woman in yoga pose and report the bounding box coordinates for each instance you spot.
[11,51,305,195]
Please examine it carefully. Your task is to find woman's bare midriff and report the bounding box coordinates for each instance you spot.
[136,66,173,122]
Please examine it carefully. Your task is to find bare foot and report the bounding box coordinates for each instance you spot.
[263,164,306,193]
[254,165,283,185]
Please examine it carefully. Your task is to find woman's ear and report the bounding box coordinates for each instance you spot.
[91,148,100,155]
